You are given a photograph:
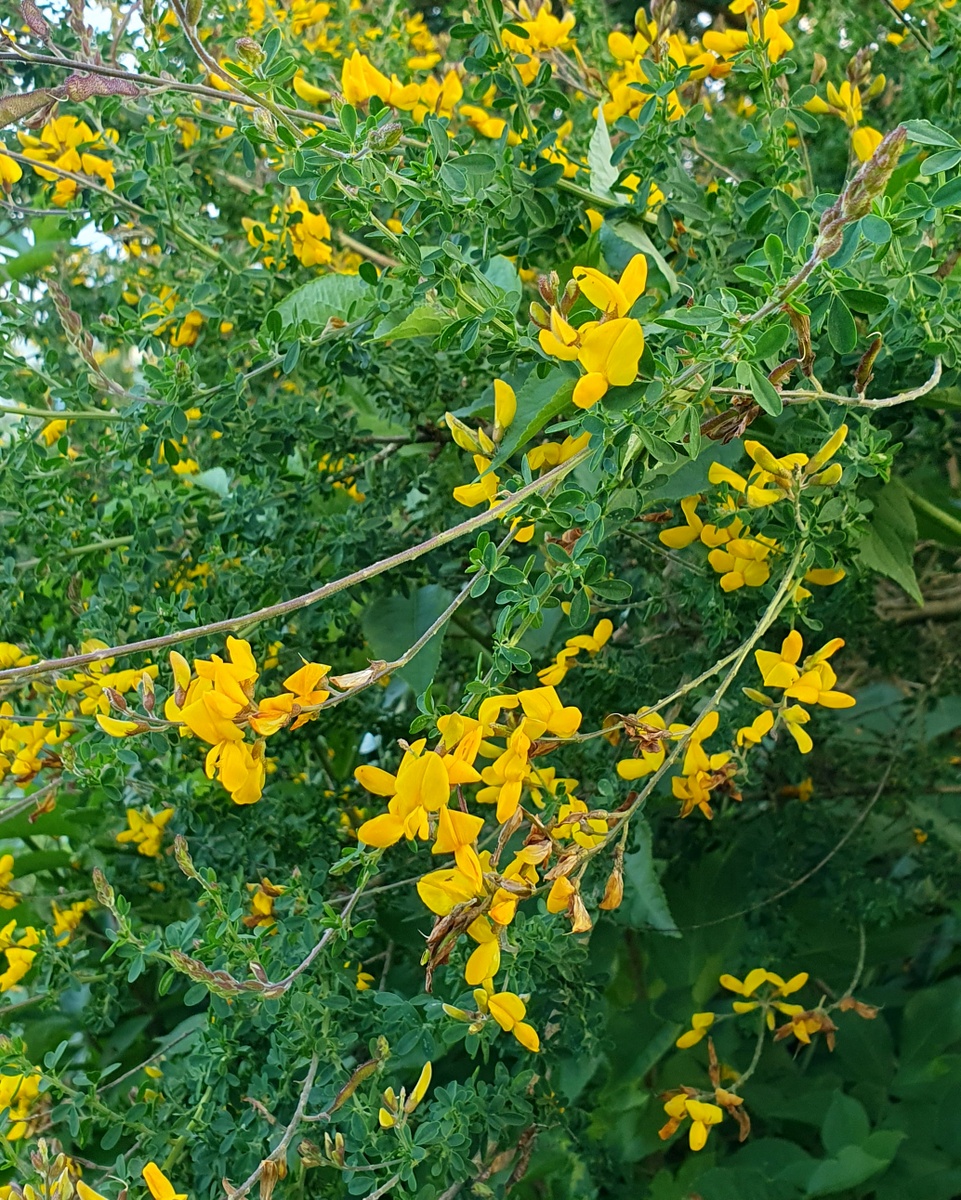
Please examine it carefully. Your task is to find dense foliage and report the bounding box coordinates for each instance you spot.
[1,0,961,1198]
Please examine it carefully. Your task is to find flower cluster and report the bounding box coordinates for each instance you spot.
[738,631,856,755]
[17,116,116,206]
[354,683,635,1049]
[97,639,336,805]
[659,427,849,593]
[533,256,647,410]
[665,963,879,1152]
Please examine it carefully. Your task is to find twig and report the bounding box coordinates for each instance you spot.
[0,451,588,686]
[711,357,943,410]
[677,759,895,930]
[224,1055,320,1200]
[335,231,399,269]
[96,1026,198,1094]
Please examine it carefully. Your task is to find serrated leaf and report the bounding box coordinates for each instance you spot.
[275,273,371,329]
[373,305,452,341]
[587,108,618,199]
[857,479,922,605]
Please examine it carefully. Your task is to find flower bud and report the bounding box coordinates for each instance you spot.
[173,834,201,881]
[235,36,265,66]
[104,686,128,712]
[20,1,50,41]
[528,300,550,329]
[252,108,277,140]
[366,121,402,151]
[811,53,827,85]
[92,867,116,910]
[854,335,882,395]
[538,272,559,306]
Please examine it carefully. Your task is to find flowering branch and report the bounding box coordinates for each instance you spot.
[0,451,587,686]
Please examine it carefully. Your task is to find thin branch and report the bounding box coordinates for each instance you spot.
[677,759,895,931]
[711,357,943,410]
[0,451,587,686]
[224,1055,320,1200]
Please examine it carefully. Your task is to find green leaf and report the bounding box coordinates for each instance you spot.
[275,273,371,329]
[932,177,961,208]
[623,817,679,936]
[827,296,857,354]
[601,219,678,295]
[904,119,961,149]
[361,584,455,695]
[861,214,892,244]
[821,1093,870,1156]
[857,479,923,605]
[373,305,452,341]
[587,108,618,199]
[805,1144,897,1198]
[748,363,783,416]
[752,321,791,361]
[919,149,961,176]
[493,370,575,465]
[764,233,784,279]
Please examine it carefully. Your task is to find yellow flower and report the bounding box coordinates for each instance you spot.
[659,496,703,548]
[571,254,647,318]
[142,1163,187,1200]
[51,899,95,945]
[116,806,175,857]
[292,71,331,106]
[0,855,18,910]
[477,986,540,1051]
[18,115,117,205]
[676,1012,715,1049]
[659,1093,723,1151]
[0,153,22,189]
[616,711,686,780]
[0,1071,41,1139]
[706,536,774,591]
[736,708,774,748]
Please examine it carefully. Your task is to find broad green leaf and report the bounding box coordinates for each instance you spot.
[805,1143,898,1198]
[919,149,961,176]
[748,363,783,416]
[623,817,679,936]
[903,119,961,149]
[275,273,371,328]
[932,177,961,208]
[827,296,857,354]
[821,1093,870,1156]
[361,584,454,695]
[601,219,679,295]
[857,479,923,605]
[587,109,618,199]
[374,304,452,341]
[492,370,575,465]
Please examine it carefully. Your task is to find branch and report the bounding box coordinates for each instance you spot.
[711,357,943,410]
[0,451,587,686]
[224,1055,320,1200]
